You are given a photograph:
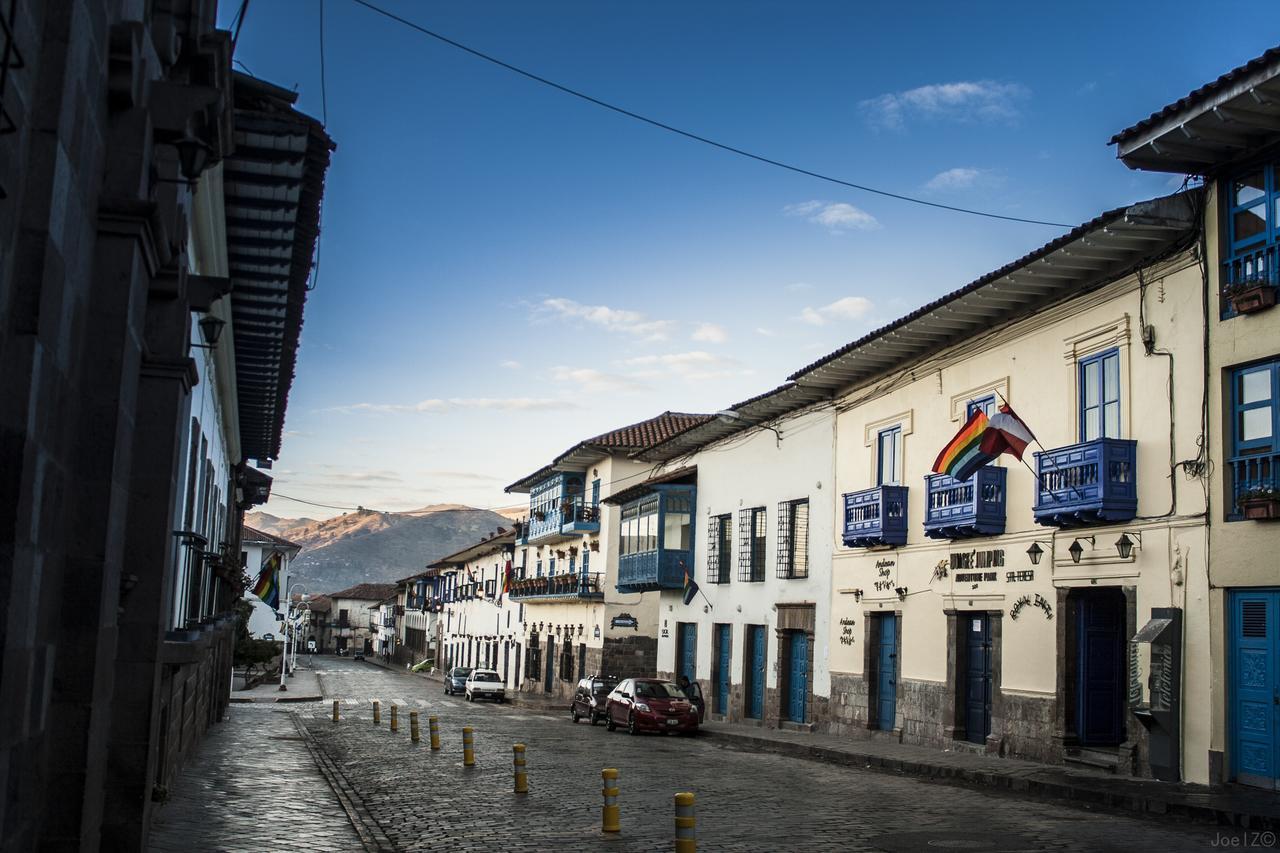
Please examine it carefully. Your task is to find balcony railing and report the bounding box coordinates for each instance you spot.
[1033,437,1137,528]
[616,550,688,593]
[923,467,1006,540]
[561,500,601,534]
[842,485,908,548]
[1222,244,1278,317]
[1230,450,1278,518]
[508,572,604,602]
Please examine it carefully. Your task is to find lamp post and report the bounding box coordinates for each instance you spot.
[278,582,309,690]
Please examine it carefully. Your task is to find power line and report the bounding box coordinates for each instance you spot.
[345,0,1072,229]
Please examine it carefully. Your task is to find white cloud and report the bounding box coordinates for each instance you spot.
[783,201,879,232]
[861,80,1028,130]
[797,296,874,326]
[538,297,672,340]
[551,366,647,394]
[617,350,748,382]
[329,397,573,414]
[499,360,522,369]
[925,167,982,192]
[691,322,728,344]
[755,327,776,337]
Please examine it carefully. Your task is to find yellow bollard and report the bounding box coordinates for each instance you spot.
[674,792,696,853]
[332,700,340,722]
[372,700,381,725]
[513,743,528,794]
[462,726,475,767]
[428,715,441,751]
[601,768,620,833]
[410,711,420,744]
[390,704,399,733]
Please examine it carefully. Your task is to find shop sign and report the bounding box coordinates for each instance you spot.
[838,618,856,647]
[611,613,638,629]
[1010,593,1054,621]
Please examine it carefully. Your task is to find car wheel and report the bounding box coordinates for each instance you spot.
[467,692,474,702]
[627,712,639,736]
[589,712,600,726]
[496,696,503,704]
[571,707,580,723]
[605,713,616,732]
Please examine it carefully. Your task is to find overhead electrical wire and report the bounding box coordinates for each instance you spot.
[345,0,1072,229]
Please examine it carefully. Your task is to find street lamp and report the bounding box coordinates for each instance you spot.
[279,582,309,690]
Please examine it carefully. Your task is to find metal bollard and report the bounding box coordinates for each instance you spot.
[372,700,381,725]
[390,704,399,733]
[513,743,528,794]
[674,792,696,853]
[462,726,475,767]
[332,700,340,722]
[428,715,441,750]
[410,711,420,743]
[601,768,620,833]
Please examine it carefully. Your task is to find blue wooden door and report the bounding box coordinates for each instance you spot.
[1077,592,1125,745]
[678,623,698,684]
[788,631,809,722]
[748,625,765,719]
[1231,590,1280,789]
[877,614,897,731]
[964,614,992,744]
[715,625,731,715]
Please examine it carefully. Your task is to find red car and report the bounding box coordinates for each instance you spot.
[604,678,699,736]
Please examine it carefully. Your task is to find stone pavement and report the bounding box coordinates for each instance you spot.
[148,704,363,852]
[697,720,1280,832]
[297,658,1255,852]
[231,662,324,703]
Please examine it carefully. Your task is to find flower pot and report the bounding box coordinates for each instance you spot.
[1239,496,1280,520]
[1228,285,1277,315]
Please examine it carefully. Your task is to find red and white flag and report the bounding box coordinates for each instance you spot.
[978,404,1037,461]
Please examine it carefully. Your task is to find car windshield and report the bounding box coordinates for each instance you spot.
[592,679,617,693]
[452,668,472,677]
[472,672,500,682]
[633,681,686,699]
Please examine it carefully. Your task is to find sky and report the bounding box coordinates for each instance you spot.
[224,0,1278,520]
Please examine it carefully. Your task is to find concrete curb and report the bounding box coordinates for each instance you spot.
[291,712,396,853]
[229,694,324,704]
[704,727,1279,832]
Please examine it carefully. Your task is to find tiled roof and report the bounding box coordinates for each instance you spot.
[1110,45,1280,145]
[327,583,398,601]
[505,412,713,492]
[243,525,303,551]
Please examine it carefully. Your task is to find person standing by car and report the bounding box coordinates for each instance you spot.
[678,675,706,720]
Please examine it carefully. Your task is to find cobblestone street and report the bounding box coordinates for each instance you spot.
[144,656,1263,852]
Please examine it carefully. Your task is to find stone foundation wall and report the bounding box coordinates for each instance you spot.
[826,672,873,737]
[602,635,657,681]
[997,692,1059,763]
[898,679,951,747]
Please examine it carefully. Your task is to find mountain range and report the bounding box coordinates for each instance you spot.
[247,504,524,595]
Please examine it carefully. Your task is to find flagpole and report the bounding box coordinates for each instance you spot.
[990,389,1074,504]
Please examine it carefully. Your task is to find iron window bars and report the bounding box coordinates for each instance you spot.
[737,507,766,582]
[776,498,810,579]
[706,514,732,583]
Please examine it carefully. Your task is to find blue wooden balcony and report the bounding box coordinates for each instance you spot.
[561,501,600,536]
[842,485,908,548]
[616,550,688,594]
[509,572,604,603]
[923,467,1006,540]
[1033,438,1137,528]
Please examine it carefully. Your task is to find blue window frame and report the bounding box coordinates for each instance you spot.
[967,396,997,419]
[568,555,576,575]
[535,559,542,578]
[591,479,601,507]
[1079,349,1120,441]
[1222,164,1280,297]
[876,426,902,486]
[1232,361,1279,456]
[549,557,556,575]
[581,548,589,574]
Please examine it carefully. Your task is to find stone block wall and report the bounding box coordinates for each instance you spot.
[602,634,656,681]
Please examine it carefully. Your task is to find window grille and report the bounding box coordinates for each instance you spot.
[776,499,809,578]
[737,507,766,582]
[0,0,23,200]
[706,514,731,583]
[560,641,575,682]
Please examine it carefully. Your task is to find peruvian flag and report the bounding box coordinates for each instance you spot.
[979,404,1037,461]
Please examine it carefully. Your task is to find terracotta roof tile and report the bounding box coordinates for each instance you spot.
[327,582,398,601]
[243,525,304,551]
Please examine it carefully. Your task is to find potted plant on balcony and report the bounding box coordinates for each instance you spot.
[1223,279,1277,315]
[1238,485,1280,520]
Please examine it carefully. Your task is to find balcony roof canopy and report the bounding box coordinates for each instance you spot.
[603,466,697,506]
[426,529,516,570]
[1111,46,1280,174]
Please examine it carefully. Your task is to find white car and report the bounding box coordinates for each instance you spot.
[464,669,506,703]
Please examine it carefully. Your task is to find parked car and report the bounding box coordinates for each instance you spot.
[464,669,505,703]
[604,678,699,736]
[353,649,365,661]
[444,666,472,696]
[570,675,618,725]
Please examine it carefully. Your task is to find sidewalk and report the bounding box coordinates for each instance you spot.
[700,719,1280,831]
[229,664,323,703]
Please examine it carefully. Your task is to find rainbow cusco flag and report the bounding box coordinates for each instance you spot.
[932,410,995,482]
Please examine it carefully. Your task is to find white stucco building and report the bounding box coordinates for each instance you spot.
[241,526,302,639]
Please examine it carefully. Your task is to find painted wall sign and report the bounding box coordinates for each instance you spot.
[1009,593,1054,621]
[839,617,856,647]
[874,558,896,572]
[1005,570,1035,583]
[954,571,997,583]
[611,613,639,629]
[951,550,1005,571]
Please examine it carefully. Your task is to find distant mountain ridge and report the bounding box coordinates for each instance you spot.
[246,504,517,595]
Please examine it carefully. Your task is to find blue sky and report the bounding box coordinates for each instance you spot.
[225,0,1276,519]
